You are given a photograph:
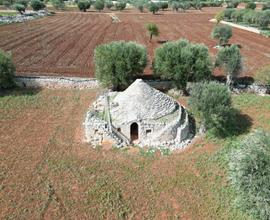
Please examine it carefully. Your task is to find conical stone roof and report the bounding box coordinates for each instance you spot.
[110,79,177,123]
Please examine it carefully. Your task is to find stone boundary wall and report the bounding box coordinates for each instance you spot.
[14,75,269,95]
[14,76,100,89]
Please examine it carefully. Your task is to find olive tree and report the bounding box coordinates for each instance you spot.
[229,130,270,220]
[13,3,25,14]
[216,44,242,87]
[30,0,45,11]
[94,0,104,11]
[148,2,159,14]
[136,2,144,12]
[77,0,90,11]
[172,2,179,11]
[0,50,15,89]
[105,1,113,9]
[146,23,159,42]
[189,81,233,134]
[94,41,147,90]
[211,24,232,46]
[256,10,270,29]
[154,39,212,89]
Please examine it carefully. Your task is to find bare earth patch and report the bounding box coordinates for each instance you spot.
[1,89,269,219]
[0,8,269,78]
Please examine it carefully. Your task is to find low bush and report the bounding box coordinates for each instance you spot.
[94,0,104,11]
[189,81,234,135]
[94,41,147,90]
[254,65,270,85]
[229,130,270,220]
[30,0,45,10]
[0,50,15,89]
[154,39,212,89]
[245,1,256,10]
[13,3,25,14]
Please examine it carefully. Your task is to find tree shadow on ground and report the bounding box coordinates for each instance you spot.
[213,109,253,139]
[0,87,41,97]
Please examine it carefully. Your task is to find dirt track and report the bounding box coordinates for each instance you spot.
[0,8,269,78]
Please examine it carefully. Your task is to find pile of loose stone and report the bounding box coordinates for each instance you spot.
[0,10,52,25]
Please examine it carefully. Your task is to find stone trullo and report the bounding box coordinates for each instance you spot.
[84,79,194,150]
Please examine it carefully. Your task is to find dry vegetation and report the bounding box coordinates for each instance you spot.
[1,88,269,219]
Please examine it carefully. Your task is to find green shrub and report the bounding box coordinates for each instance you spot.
[262,2,270,10]
[223,8,235,20]
[77,0,90,11]
[94,41,147,90]
[51,0,65,10]
[16,0,28,7]
[189,81,234,134]
[254,65,270,85]
[30,0,45,10]
[216,44,242,86]
[148,2,159,14]
[13,3,25,14]
[245,1,256,10]
[256,10,270,29]
[229,130,270,220]
[146,23,159,42]
[154,39,212,89]
[94,0,104,11]
[0,50,15,90]
[211,24,232,46]
[115,2,126,10]
[105,1,113,9]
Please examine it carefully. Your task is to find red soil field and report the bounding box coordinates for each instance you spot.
[0,8,269,78]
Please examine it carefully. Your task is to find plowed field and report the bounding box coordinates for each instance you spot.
[0,8,269,78]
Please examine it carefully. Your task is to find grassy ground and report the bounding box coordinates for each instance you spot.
[0,88,269,219]
[0,11,17,16]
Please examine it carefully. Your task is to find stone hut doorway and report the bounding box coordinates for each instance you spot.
[130,122,139,142]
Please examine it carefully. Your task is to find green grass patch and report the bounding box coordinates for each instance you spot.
[0,11,17,16]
